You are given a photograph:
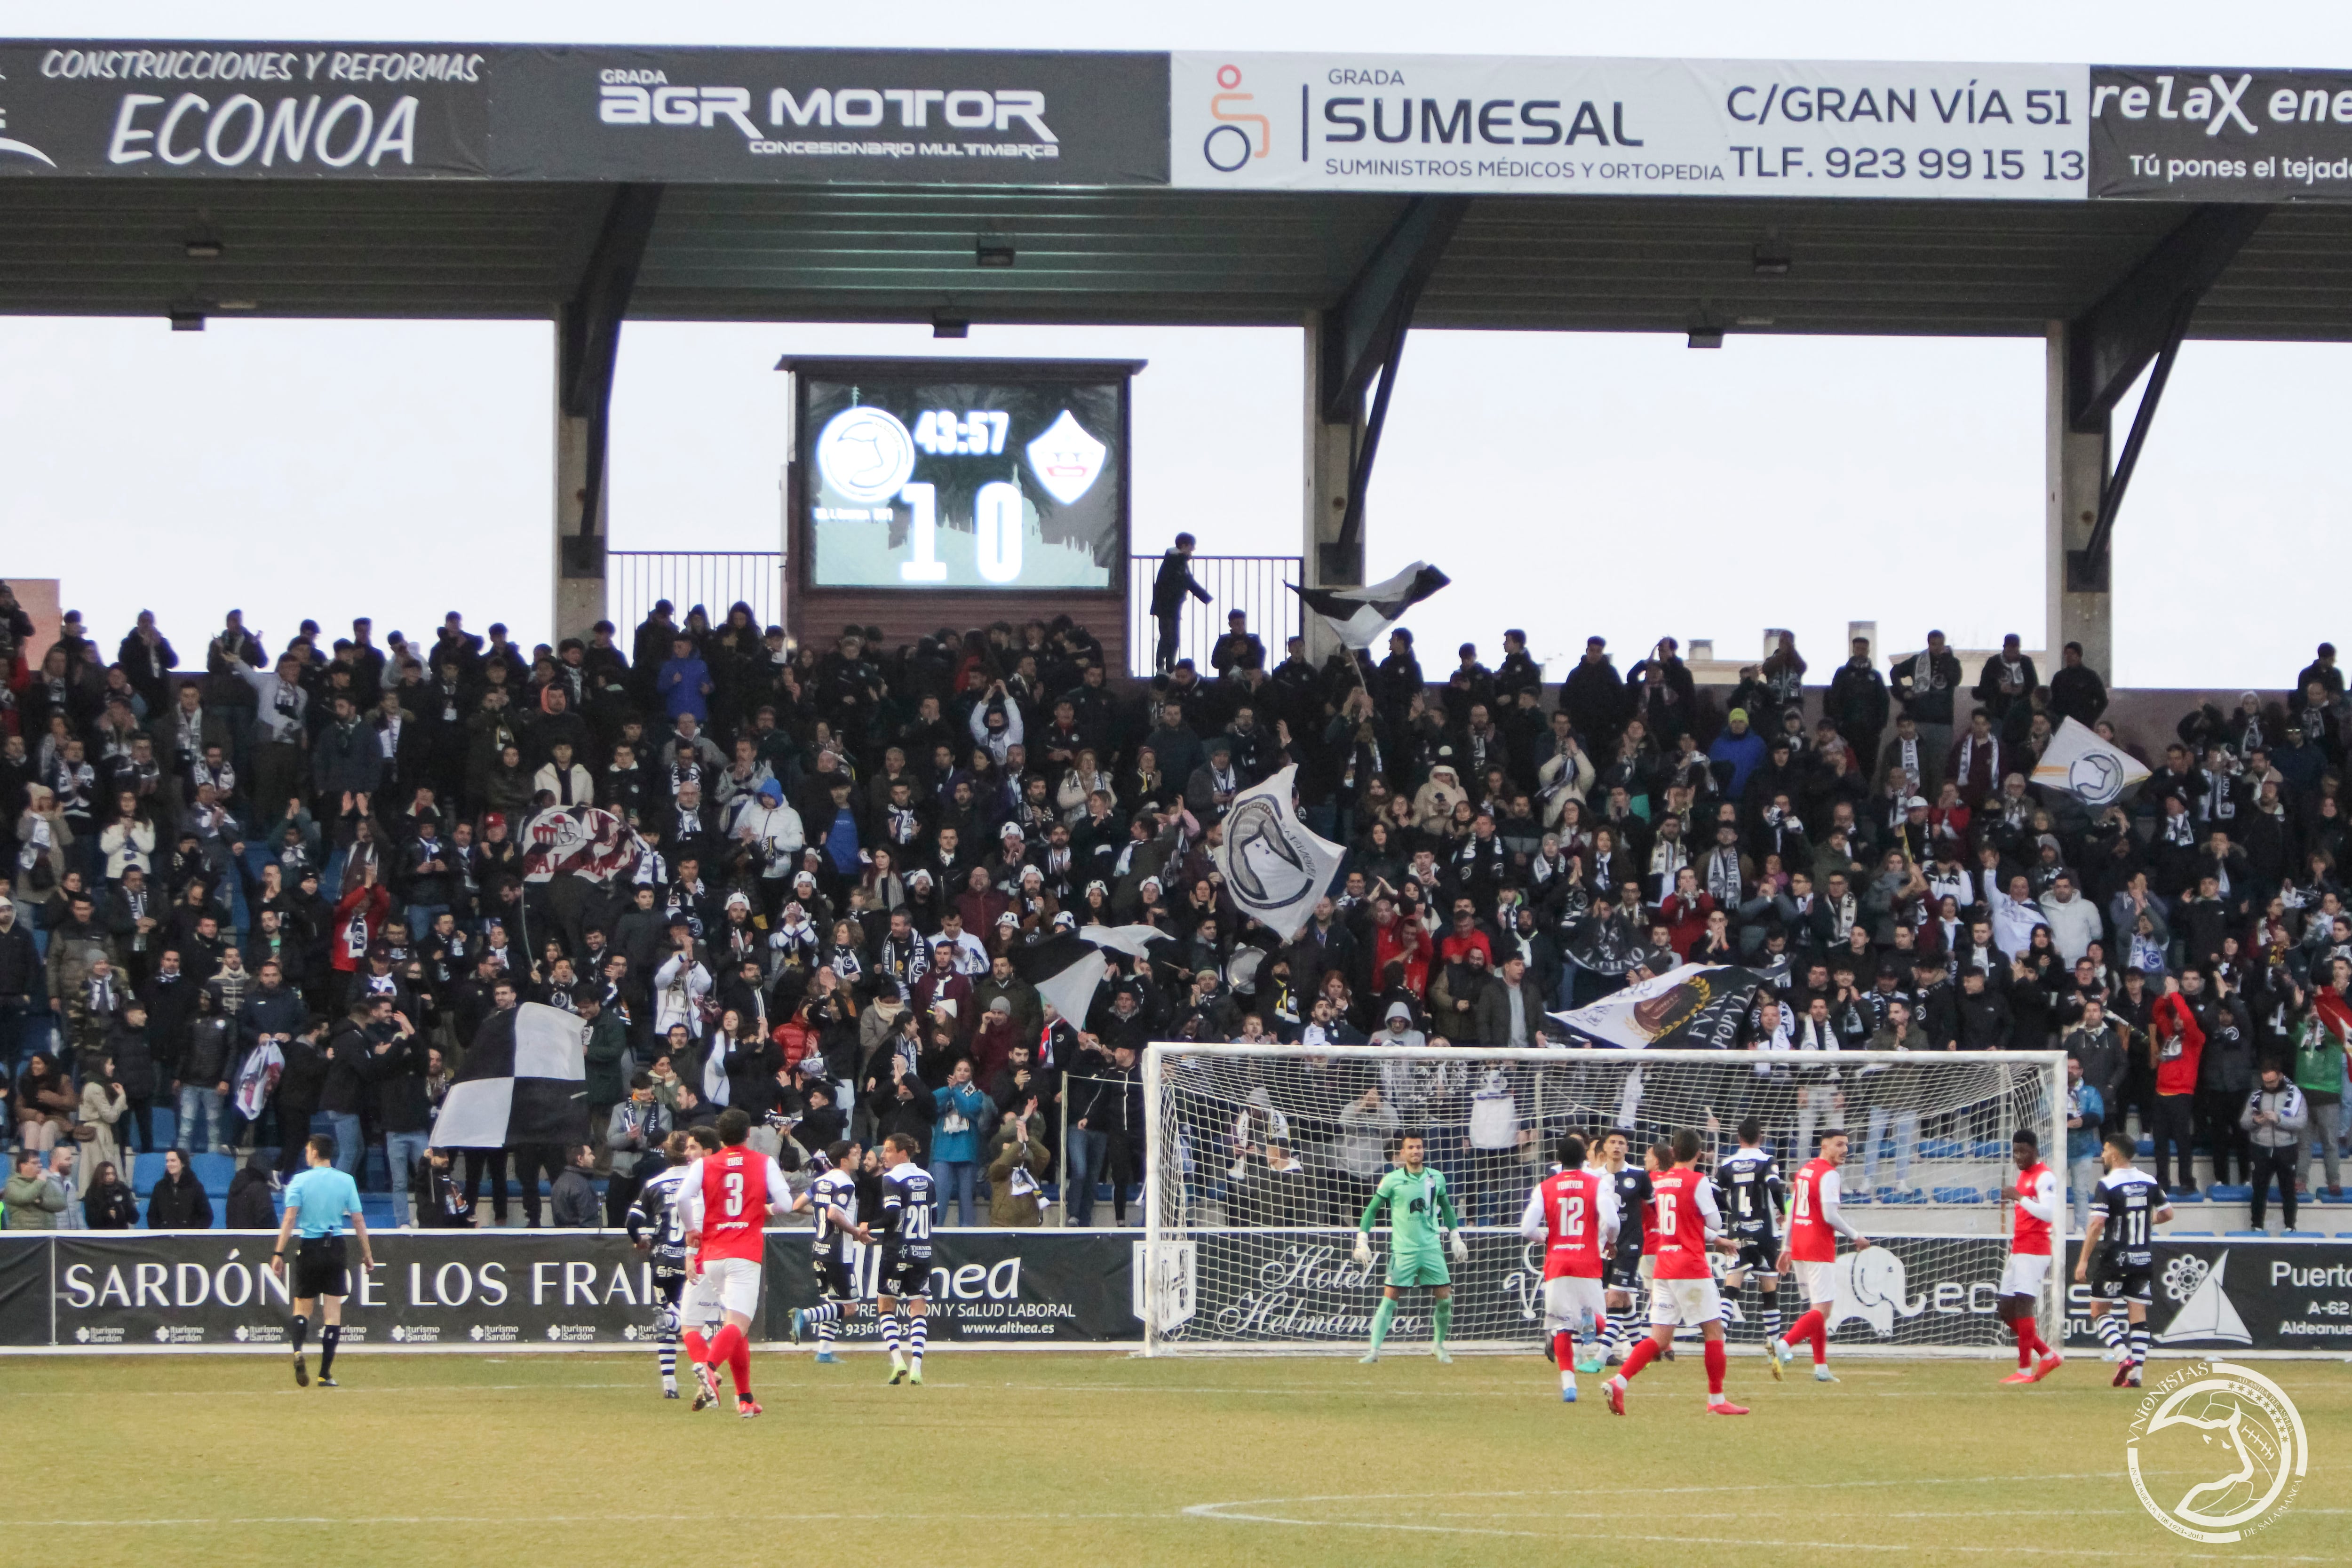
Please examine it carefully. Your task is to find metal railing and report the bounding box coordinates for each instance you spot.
[608,550,783,637]
[1127,554,1302,676]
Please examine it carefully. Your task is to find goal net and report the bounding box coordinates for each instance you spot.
[1141,1045,2064,1357]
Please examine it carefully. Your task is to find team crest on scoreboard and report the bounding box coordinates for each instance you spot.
[1024,408,1107,505]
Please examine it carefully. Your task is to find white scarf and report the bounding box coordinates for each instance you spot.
[1956,732,1999,785]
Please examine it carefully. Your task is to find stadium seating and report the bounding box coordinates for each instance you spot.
[2207,1184,2253,1202]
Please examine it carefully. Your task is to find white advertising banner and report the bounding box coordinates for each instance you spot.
[1173,53,2090,199]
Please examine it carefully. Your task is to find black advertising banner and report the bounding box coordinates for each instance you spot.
[763,1230,1137,1343]
[0,42,493,177]
[2064,1239,2352,1354]
[2090,66,2352,200]
[0,42,1168,185]
[1160,1230,2025,1352]
[50,1232,663,1349]
[9,1230,2351,1353]
[0,1237,50,1348]
[488,47,1169,185]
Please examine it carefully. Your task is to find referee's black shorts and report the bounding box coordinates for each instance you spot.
[293,1235,350,1300]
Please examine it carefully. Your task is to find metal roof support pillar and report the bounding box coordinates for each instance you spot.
[1301,312,1359,667]
[1303,196,1469,664]
[553,183,663,643]
[2049,204,2265,682]
[2045,323,2111,682]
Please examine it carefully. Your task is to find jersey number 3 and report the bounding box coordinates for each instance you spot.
[723,1171,746,1219]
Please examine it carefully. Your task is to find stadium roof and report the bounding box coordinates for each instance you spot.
[7,180,2352,341]
[4,44,2352,339]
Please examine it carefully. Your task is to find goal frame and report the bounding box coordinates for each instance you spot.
[1140,1044,2066,1357]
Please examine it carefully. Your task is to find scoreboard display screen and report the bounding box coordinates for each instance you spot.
[793,359,1134,592]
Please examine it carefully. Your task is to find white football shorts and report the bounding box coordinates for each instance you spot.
[1648,1276,1723,1328]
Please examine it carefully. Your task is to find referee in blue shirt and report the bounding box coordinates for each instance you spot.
[270,1133,374,1387]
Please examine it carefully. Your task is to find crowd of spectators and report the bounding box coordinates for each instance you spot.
[2,566,2349,1233]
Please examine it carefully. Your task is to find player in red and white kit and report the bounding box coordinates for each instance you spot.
[1996,1128,2063,1385]
[1519,1133,1621,1403]
[676,1109,794,1418]
[1771,1128,1871,1385]
[1604,1129,1746,1416]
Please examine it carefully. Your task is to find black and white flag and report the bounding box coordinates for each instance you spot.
[1010,925,1177,1027]
[429,1002,590,1149]
[1211,764,1344,940]
[1293,561,1450,649]
[1547,963,1767,1051]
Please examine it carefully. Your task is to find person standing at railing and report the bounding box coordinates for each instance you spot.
[1150,533,1210,675]
[1211,609,1263,679]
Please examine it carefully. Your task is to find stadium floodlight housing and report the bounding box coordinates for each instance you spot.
[1141,1044,2063,1358]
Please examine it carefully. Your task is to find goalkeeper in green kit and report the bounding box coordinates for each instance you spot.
[1354,1133,1469,1364]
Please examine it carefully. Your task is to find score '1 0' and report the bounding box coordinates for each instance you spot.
[896,481,1024,584]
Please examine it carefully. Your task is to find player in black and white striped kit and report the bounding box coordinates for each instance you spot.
[1714,1116,1787,1353]
[2076,1132,2173,1389]
[789,1141,866,1364]
[625,1131,697,1398]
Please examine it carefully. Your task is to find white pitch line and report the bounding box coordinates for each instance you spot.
[1180,1496,2337,1560]
[15,1511,1169,1528]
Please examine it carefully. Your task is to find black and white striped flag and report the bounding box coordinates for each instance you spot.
[1292,560,1450,649]
[429,1002,590,1149]
[1009,925,1176,1028]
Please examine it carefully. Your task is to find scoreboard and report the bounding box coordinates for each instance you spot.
[789,358,1138,593]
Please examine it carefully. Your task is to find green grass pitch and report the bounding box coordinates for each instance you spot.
[5,1349,2345,1567]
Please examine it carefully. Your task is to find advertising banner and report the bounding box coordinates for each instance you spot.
[2063,1238,2352,1353]
[763,1229,1138,1344]
[0,42,1168,186]
[2090,66,2352,200]
[6,1229,2347,1353]
[1172,53,2090,199]
[0,42,494,177]
[1155,1229,2028,1352]
[0,1237,50,1348]
[491,47,1168,186]
[49,1231,663,1349]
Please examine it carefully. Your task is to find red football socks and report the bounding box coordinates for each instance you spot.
[1553,1331,1574,1370]
[1619,1336,1662,1381]
[683,1328,710,1366]
[2013,1319,2045,1365]
[1785,1308,1829,1365]
[708,1324,749,1395]
[1703,1339,1727,1396]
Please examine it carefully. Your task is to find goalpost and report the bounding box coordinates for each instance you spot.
[1141,1045,2065,1358]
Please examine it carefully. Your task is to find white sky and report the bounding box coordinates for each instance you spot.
[4,2,2349,686]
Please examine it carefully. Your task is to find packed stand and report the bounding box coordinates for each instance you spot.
[1,566,2348,1233]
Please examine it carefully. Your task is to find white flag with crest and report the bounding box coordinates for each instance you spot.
[2031,717,2150,806]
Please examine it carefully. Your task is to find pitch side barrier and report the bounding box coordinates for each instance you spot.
[0,1208,2343,1356]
